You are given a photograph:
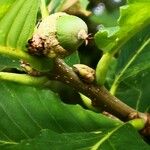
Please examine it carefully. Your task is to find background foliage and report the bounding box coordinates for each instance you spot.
[0,0,149,149]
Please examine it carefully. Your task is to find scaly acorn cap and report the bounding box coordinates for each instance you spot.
[28,12,88,58]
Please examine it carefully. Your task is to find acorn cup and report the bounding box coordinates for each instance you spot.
[28,12,89,58]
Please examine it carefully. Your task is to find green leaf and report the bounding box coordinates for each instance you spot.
[79,0,89,10]
[128,0,150,4]
[2,124,150,150]
[0,0,16,20]
[114,28,150,82]
[105,57,118,88]
[0,0,39,49]
[0,56,20,71]
[48,0,90,16]
[90,7,119,27]
[94,26,119,52]
[59,0,91,16]
[64,51,80,66]
[114,69,150,112]
[0,0,39,70]
[48,0,65,13]
[94,0,150,53]
[108,25,150,112]
[0,81,121,144]
[0,0,54,72]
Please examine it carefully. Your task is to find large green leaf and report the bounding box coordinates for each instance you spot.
[0,0,80,72]
[94,0,150,53]
[0,0,16,20]
[0,0,39,70]
[2,125,150,150]
[0,81,149,149]
[0,81,121,142]
[0,0,39,49]
[107,25,150,112]
[113,26,150,82]
[0,0,55,72]
[95,0,150,112]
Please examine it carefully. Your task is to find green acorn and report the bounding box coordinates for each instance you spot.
[28,12,88,58]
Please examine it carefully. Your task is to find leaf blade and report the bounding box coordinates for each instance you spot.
[0,81,120,143]
[2,124,150,150]
[94,0,150,53]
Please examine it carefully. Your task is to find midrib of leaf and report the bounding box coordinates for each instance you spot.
[0,45,54,72]
[91,125,121,150]
[110,37,150,95]
[0,140,19,146]
[0,130,12,142]
[0,140,18,145]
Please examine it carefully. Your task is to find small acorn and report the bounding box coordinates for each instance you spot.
[28,12,89,58]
